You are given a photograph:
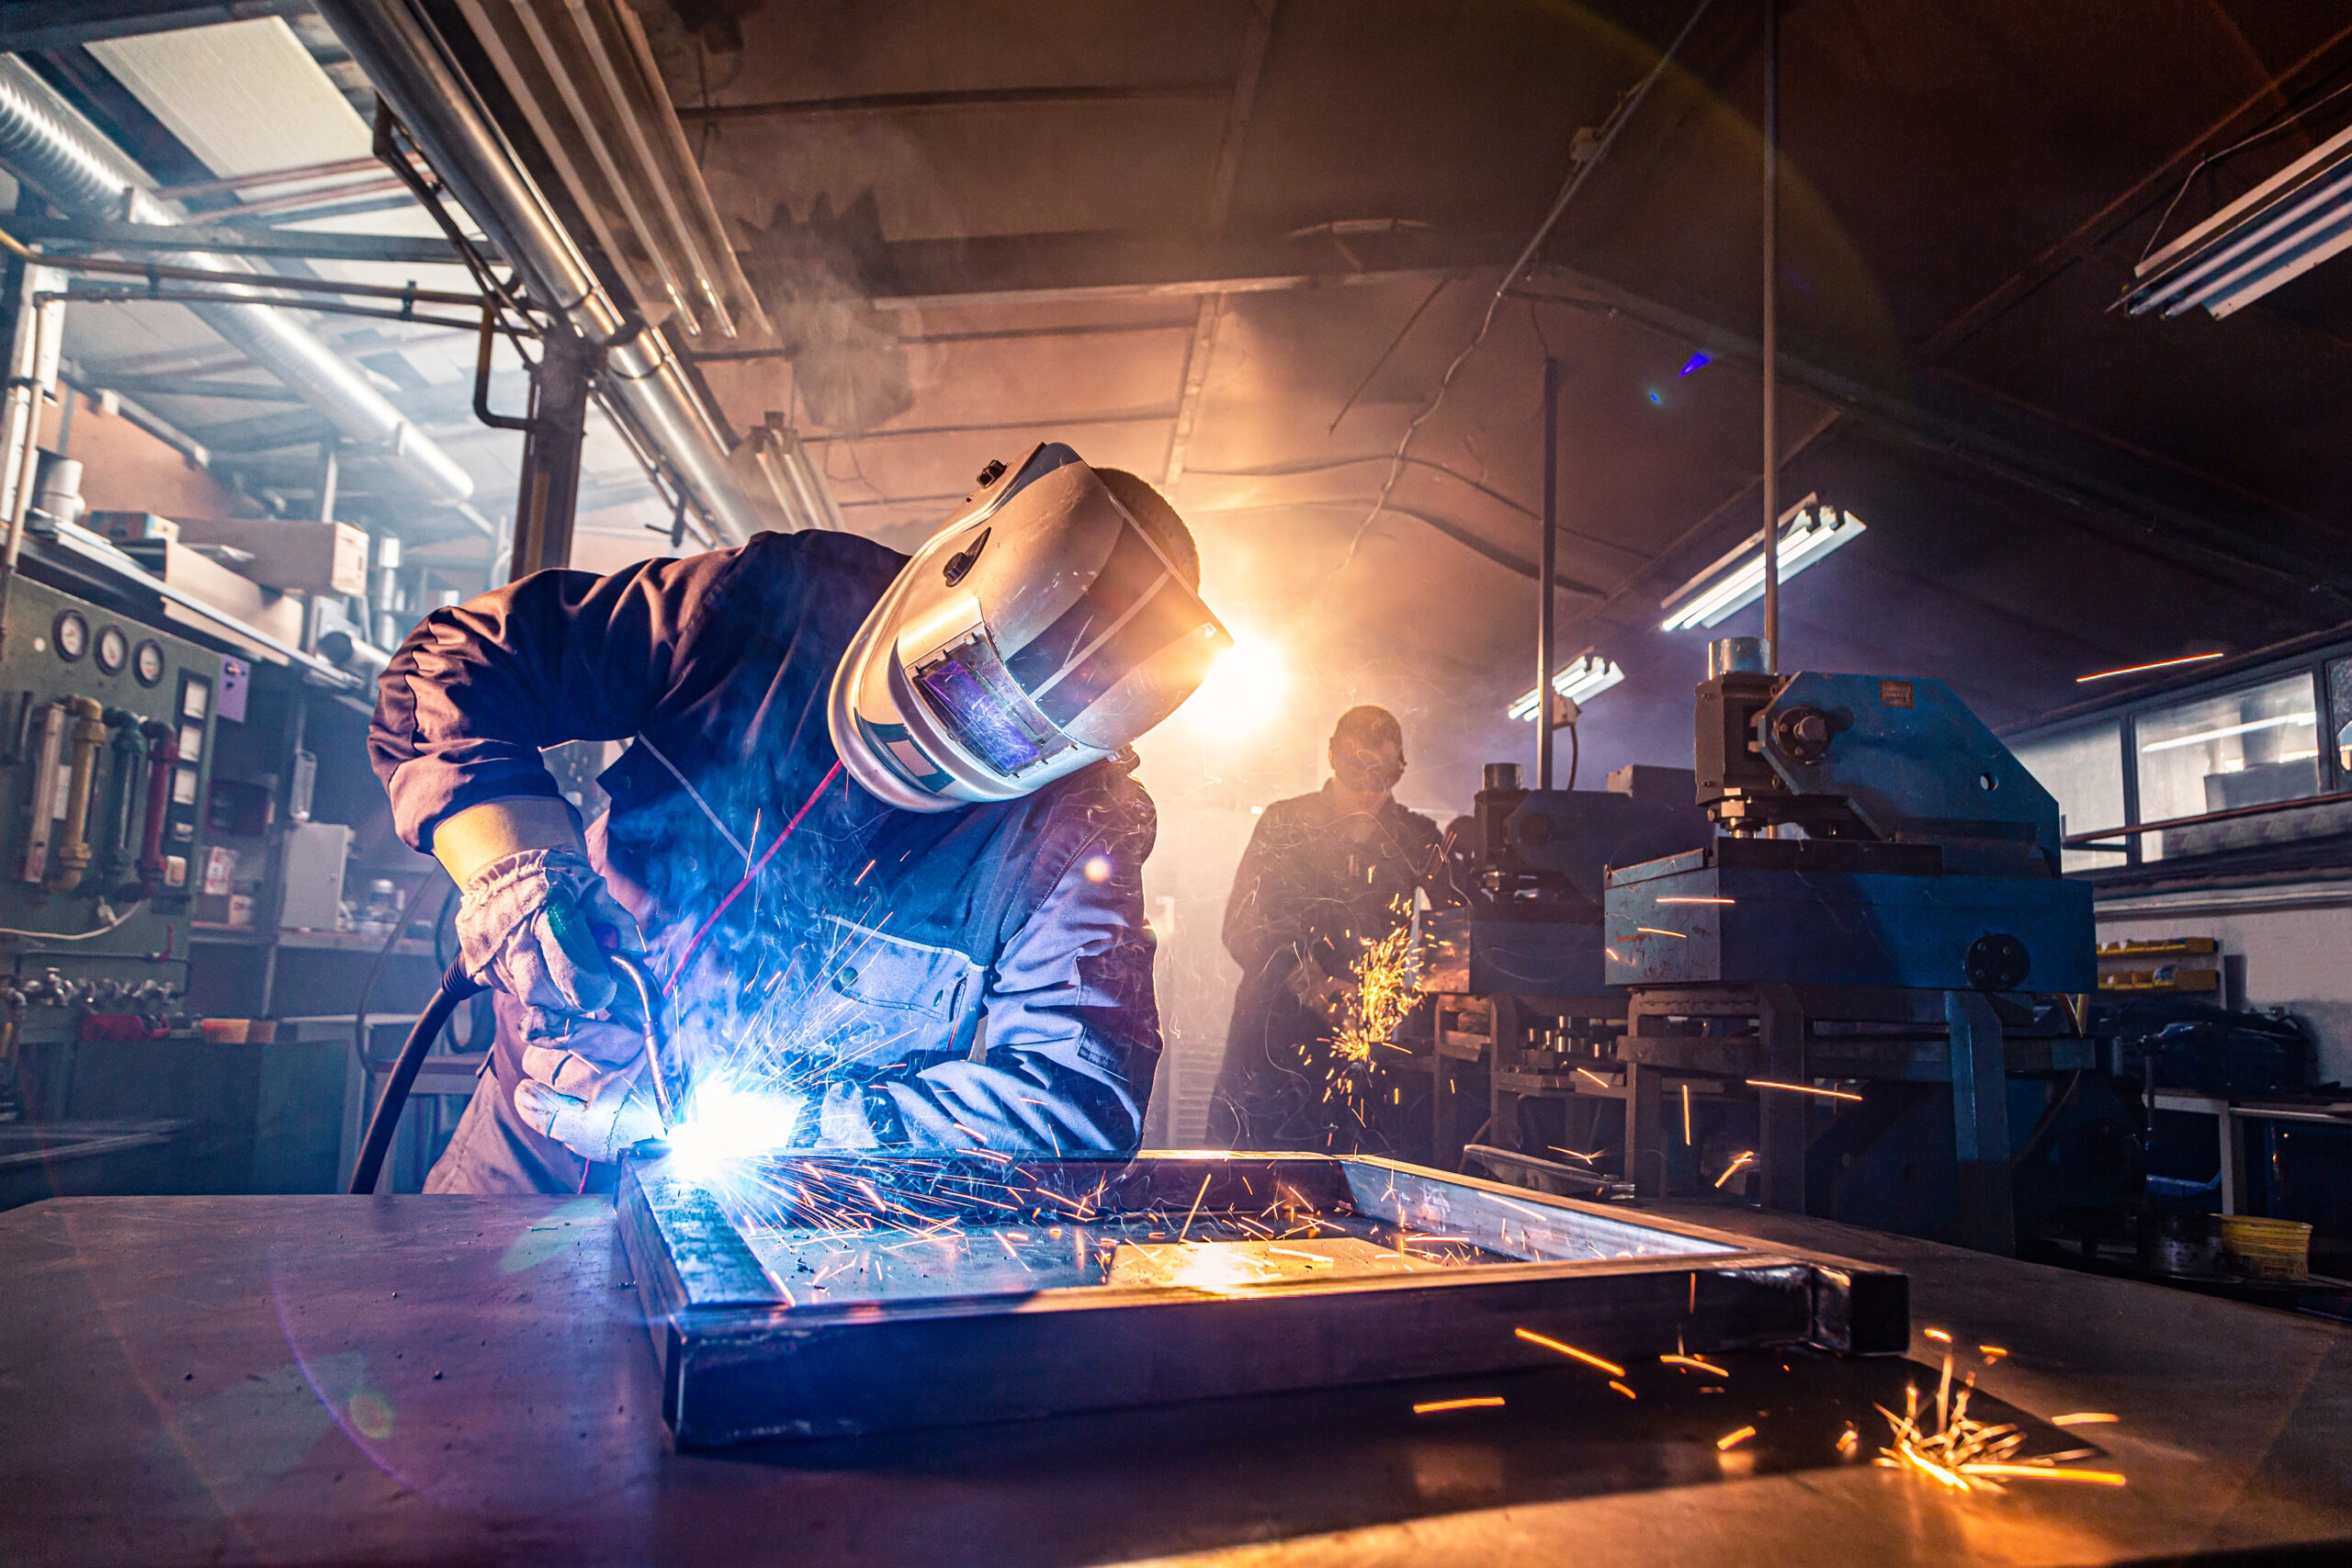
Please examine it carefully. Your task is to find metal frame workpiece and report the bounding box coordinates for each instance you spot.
[618,1151,1906,1448]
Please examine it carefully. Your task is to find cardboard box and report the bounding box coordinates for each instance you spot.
[168,517,370,596]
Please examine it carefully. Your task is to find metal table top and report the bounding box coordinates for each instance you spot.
[1,1192,2345,1566]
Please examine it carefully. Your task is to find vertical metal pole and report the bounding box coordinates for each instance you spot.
[315,437,340,523]
[1536,356,1560,788]
[1759,0,1781,673]
[505,324,596,581]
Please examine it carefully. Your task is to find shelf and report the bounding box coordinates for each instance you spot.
[188,923,435,958]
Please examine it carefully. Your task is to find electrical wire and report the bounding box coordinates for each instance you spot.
[1339,0,1717,573]
[353,868,452,1085]
[0,900,148,941]
[2137,71,2352,267]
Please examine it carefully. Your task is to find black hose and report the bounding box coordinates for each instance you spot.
[348,959,485,1194]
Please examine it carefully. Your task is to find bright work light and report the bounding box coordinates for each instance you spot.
[1658,501,1865,632]
[1508,652,1624,721]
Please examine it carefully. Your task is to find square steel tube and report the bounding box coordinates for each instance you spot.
[617,1153,1906,1448]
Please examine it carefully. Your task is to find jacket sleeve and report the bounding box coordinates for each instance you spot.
[842,788,1160,1156]
[369,549,742,852]
[1221,805,1306,978]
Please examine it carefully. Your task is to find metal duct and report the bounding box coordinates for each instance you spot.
[312,0,769,545]
[0,57,475,508]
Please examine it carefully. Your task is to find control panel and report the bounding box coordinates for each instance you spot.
[0,576,220,946]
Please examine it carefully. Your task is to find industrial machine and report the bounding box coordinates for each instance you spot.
[1416,761,1710,1173]
[1599,638,2106,1254]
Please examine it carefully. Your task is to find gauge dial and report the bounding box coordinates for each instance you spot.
[94,624,127,675]
[132,638,165,687]
[52,610,87,662]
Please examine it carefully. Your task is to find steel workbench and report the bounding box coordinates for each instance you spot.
[1,1192,2345,1566]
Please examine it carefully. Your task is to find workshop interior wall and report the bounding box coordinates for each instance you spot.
[2097,894,2352,1086]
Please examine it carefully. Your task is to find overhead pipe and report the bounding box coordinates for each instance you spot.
[0,58,475,508]
[313,0,767,545]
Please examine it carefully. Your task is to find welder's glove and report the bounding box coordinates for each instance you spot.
[455,847,643,1017]
[513,1011,663,1163]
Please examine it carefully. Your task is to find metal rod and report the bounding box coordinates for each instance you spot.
[157,152,391,201]
[2063,788,2352,847]
[1537,355,1560,789]
[1759,0,1781,674]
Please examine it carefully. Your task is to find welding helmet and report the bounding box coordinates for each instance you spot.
[829,443,1231,811]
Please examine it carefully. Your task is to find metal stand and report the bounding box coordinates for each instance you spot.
[1607,982,2089,1255]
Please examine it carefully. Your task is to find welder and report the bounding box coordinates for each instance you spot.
[371,445,1227,1193]
[1207,705,1445,1153]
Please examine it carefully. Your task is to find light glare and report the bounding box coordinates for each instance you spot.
[1179,635,1287,738]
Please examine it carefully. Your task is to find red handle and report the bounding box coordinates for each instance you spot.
[138,725,177,893]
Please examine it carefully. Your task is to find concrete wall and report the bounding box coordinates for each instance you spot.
[2096,883,2352,1086]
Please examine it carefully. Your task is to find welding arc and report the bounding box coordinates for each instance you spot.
[665,763,842,992]
[349,959,487,1194]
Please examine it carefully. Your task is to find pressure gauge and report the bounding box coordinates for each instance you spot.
[52,610,87,662]
[94,624,127,675]
[132,638,166,687]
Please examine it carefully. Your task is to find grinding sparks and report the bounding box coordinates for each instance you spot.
[1682,1084,1693,1145]
[1609,1380,1638,1399]
[1575,1067,1611,1089]
[1746,1078,1863,1102]
[1515,1327,1624,1377]
[1661,1354,1729,1377]
[1636,926,1688,939]
[1656,896,1736,905]
[1414,1396,1505,1415]
[1876,1355,2128,1495]
[1924,1327,1952,1344]
[2050,1412,2119,1427]
[1716,1426,1757,1451]
[1713,1152,1754,1190]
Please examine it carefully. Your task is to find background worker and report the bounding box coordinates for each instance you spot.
[1207,705,1444,1153]
[371,445,1227,1193]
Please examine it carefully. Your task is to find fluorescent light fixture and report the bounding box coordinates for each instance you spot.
[1658,497,1865,632]
[1508,652,1624,721]
[2126,121,2352,320]
[2139,711,2314,755]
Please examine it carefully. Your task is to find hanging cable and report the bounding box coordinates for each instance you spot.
[1339,0,1718,572]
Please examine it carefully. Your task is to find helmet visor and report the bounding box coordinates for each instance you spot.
[909,626,1077,779]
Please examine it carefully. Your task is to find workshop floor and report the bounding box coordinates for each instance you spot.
[0,1193,2346,1566]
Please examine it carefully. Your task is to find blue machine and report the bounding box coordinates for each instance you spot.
[1604,671,2094,995]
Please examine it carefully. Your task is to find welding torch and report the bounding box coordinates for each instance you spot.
[347,939,681,1195]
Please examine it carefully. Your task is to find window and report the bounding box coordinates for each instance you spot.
[2011,722,2124,873]
[2329,657,2352,775]
[2135,672,2323,861]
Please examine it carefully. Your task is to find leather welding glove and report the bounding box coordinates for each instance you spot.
[453,846,644,1017]
[513,1010,665,1163]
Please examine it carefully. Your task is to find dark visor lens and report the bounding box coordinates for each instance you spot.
[911,630,1071,777]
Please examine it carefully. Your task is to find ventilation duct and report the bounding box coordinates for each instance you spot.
[0,56,475,508]
[314,0,780,544]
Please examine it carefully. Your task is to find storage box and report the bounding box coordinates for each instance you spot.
[165,517,370,597]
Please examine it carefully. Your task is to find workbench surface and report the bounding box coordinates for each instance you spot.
[2,1193,2345,1566]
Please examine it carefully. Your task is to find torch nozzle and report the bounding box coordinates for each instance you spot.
[607,950,678,1137]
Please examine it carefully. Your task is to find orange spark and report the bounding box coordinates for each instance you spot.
[2050,1412,2119,1427]
[1515,1327,1624,1377]
[1414,1396,1505,1415]
[1716,1426,1758,1450]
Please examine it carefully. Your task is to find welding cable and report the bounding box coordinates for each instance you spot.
[349,958,486,1194]
[662,762,842,994]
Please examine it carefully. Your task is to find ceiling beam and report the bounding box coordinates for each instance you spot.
[1513,263,2349,596]
[0,0,308,54]
[862,227,1517,311]
[674,85,1228,127]
[5,212,495,266]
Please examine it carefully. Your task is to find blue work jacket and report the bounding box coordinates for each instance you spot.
[371,530,1161,1177]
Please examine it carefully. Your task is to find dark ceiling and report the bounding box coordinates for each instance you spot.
[18,0,2352,807]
